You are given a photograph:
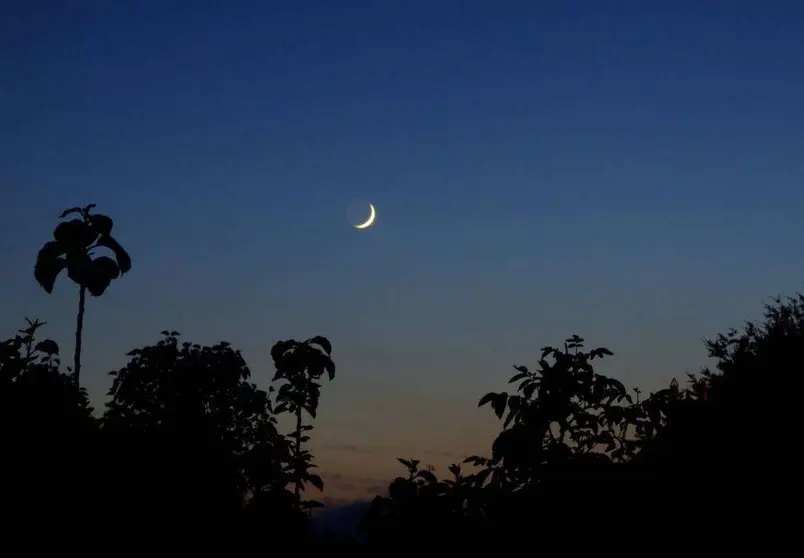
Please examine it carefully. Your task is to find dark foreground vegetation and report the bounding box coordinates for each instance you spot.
[2,204,794,551]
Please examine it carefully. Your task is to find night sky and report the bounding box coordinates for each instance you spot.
[2,0,803,503]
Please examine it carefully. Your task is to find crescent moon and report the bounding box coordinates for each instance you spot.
[354,203,376,230]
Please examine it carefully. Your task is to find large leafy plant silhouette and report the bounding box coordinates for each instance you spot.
[471,335,642,491]
[0,318,96,521]
[365,335,668,547]
[34,204,131,386]
[270,336,335,512]
[102,331,288,521]
[639,295,804,510]
[0,318,94,429]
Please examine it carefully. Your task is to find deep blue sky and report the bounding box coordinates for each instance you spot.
[2,0,803,501]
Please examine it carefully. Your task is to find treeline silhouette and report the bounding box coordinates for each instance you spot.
[2,204,793,551]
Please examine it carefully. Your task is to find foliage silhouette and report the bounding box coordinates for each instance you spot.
[270,336,335,510]
[361,294,804,549]
[6,203,802,549]
[102,332,279,521]
[34,204,131,386]
[362,332,744,548]
[0,319,96,529]
[362,336,653,547]
[84,331,336,542]
[631,294,804,540]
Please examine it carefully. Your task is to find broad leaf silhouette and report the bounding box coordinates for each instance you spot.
[33,204,132,386]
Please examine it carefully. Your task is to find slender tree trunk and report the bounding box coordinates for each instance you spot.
[74,284,86,387]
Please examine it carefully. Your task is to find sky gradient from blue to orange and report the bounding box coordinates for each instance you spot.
[2,0,803,502]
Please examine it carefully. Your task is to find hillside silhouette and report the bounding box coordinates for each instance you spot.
[1,203,796,551]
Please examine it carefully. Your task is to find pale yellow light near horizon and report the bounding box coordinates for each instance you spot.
[354,203,376,230]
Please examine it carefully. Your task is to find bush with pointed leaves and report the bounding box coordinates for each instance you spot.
[101,331,292,523]
[270,336,335,513]
[0,319,97,527]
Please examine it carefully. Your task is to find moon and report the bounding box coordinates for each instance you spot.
[354,203,376,230]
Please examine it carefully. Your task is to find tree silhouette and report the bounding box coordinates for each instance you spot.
[34,204,131,386]
[101,331,288,528]
[94,331,339,543]
[270,336,335,512]
[633,294,804,542]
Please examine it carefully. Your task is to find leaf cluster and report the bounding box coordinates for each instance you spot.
[0,318,93,425]
[270,336,335,510]
[34,204,131,296]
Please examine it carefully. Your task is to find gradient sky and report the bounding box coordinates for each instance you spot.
[2,0,803,503]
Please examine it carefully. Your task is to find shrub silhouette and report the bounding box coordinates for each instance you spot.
[87,331,336,542]
[364,336,698,548]
[0,319,96,528]
[34,204,132,386]
[362,296,804,550]
[101,332,276,521]
[632,295,804,542]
